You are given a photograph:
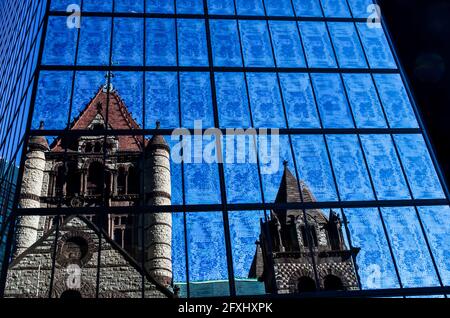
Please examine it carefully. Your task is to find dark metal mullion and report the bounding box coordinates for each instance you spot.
[202,0,236,297]
[0,0,51,298]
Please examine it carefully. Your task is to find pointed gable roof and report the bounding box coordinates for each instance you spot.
[51,87,144,152]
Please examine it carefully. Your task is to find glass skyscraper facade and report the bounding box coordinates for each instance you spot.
[1,0,450,298]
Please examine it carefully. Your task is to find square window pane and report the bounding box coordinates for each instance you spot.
[42,16,77,65]
[265,0,294,17]
[344,208,400,289]
[146,19,176,66]
[235,0,264,16]
[373,74,419,128]
[210,20,242,67]
[357,22,397,69]
[321,0,351,18]
[360,135,410,200]
[327,135,374,201]
[207,0,235,15]
[239,20,275,67]
[292,135,338,202]
[113,18,144,66]
[115,0,144,12]
[269,21,306,68]
[112,72,143,127]
[178,19,208,67]
[177,0,204,14]
[77,17,111,66]
[187,212,230,297]
[299,22,337,68]
[247,73,286,128]
[292,0,322,17]
[279,73,320,128]
[342,74,387,128]
[180,72,214,128]
[328,22,367,68]
[83,0,112,12]
[146,0,174,13]
[145,72,179,129]
[382,207,440,288]
[215,72,251,128]
[394,134,444,199]
[311,73,354,128]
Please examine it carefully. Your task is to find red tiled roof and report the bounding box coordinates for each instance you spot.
[51,87,145,152]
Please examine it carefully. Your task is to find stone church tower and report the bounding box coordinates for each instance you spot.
[250,164,360,294]
[7,85,174,298]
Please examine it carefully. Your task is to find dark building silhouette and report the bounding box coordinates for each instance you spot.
[250,164,360,294]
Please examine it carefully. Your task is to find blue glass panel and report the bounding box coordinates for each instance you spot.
[177,0,204,14]
[246,73,285,128]
[223,135,261,203]
[113,18,144,66]
[33,71,72,130]
[172,212,186,285]
[43,16,77,65]
[292,135,338,202]
[419,206,450,286]
[321,0,351,17]
[146,0,174,13]
[146,72,179,129]
[344,208,400,289]
[342,74,387,128]
[360,135,410,200]
[265,0,294,16]
[51,0,81,10]
[327,135,374,201]
[311,73,354,128]
[292,0,322,17]
[83,0,112,12]
[328,22,367,68]
[146,19,176,66]
[71,72,105,123]
[168,138,184,205]
[178,19,208,67]
[269,21,306,68]
[235,0,264,16]
[230,211,266,295]
[357,22,397,69]
[187,212,229,293]
[239,20,274,67]
[299,22,337,68]
[210,20,242,67]
[373,74,419,128]
[394,135,444,199]
[207,0,235,15]
[347,0,375,18]
[215,72,251,128]
[180,72,214,128]
[382,207,440,288]
[78,17,111,66]
[279,73,320,128]
[258,135,295,203]
[113,72,143,127]
[115,0,143,12]
[183,136,222,205]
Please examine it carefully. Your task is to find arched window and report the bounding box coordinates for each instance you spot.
[323,275,344,291]
[91,123,105,131]
[128,166,139,194]
[85,143,93,153]
[87,162,103,195]
[66,162,80,196]
[55,165,66,196]
[297,276,316,293]
[94,142,102,153]
[301,226,318,248]
[117,167,127,195]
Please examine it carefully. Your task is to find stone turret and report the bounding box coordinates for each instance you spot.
[143,123,172,287]
[14,122,48,258]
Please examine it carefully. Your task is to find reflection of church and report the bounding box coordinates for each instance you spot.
[250,164,360,294]
[5,84,174,298]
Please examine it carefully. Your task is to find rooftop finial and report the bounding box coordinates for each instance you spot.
[39,121,45,130]
[283,160,288,168]
[156,121,161,130]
